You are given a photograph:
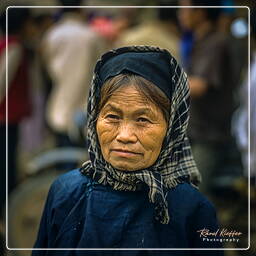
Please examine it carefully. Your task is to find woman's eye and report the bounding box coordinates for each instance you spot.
[137,117,150,123]
[106,114,119,120]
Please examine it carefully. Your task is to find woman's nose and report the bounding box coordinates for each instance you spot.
[116,123,137,143]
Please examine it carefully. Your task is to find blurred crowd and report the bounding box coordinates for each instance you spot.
[0,0,255,255]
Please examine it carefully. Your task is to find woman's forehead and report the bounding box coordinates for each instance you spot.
[106,85,153,105]
[101,85,159,113]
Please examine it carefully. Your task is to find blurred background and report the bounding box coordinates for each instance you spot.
[0,0,255,255]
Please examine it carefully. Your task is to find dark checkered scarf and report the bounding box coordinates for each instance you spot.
[80,46,201,224]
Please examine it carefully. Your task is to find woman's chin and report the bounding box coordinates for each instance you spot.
[110,161,141,172]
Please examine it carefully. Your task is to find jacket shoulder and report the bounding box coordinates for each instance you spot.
[49,169,91,202]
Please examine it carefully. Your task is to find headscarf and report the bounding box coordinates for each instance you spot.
[80,46,201,224]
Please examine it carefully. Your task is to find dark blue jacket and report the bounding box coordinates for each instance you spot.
[32,169,223,256]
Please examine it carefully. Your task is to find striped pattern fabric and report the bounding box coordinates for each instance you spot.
[80,46,201,224]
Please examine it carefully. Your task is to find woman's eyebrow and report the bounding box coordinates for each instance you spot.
[133,108,154,116]
[102,103,122,114]
[103,104,155,116]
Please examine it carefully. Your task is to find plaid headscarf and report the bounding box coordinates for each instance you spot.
[80,46,201,224]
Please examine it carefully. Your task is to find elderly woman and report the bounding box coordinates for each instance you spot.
[33,46,223,256]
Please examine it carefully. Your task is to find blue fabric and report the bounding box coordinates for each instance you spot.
[180,31,194,71]
[32,169,223,256]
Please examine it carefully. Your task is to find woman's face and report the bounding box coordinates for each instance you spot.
[96,85,168,171]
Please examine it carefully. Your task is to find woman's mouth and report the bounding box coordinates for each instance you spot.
[110,149,142,157]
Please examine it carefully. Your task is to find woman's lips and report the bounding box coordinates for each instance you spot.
[111,149,142,157]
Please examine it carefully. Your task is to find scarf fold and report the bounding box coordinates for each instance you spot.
[80,46,201,224]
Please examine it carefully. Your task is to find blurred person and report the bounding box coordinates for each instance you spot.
[0,8,35,213]
[32,46,225,255]
[116,4,180,61]
[18,13,55,156]
[180,29,193,70]
[230,9,256,252]
[217,1,248,94]
[42,0,106,150]
[89,8,138,46]
[232,9,256,183]
[179,0,236,69]
[178,0,243,195]
[217,0,235,34]
[36,13,55,100]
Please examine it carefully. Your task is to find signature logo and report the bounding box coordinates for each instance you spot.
[197,228,242,243]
